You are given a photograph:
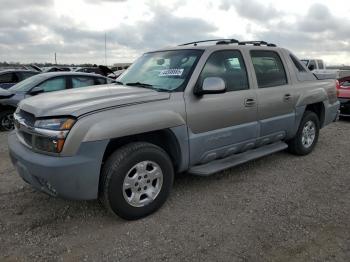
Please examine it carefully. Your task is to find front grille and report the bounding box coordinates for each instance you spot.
[18,109,36,127]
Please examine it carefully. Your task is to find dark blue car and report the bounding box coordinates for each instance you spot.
[0,69,39,89]
[0,72,114,131]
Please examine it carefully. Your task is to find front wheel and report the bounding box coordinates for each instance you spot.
[0,110,15,131]
[100,142,174,220]
[288,111,320,155]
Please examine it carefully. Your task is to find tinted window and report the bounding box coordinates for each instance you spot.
[199,50,249,92]
[290,55,306,72]
[38,77,66,92]
[317,60,324,70]
[72,76,95,88]
[96,77,107,85]
[20,71,38,80]
[0,73,18,83]
[251,51,288,88]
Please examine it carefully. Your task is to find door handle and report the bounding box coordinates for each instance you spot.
[244,98,256,107]
[283,94,292,101]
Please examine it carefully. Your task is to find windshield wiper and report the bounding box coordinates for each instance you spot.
[114,81,124,85]
[125,82,154,88]
[125,82,170,92]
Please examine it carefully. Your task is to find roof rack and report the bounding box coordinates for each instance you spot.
[238,41,277,47]
[179,39,239,46]
[178,39,277,47]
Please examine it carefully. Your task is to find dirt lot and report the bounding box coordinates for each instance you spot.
[0,121,349,262]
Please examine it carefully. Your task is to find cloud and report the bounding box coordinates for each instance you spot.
[220,0,282,21]
[0,0,217,63]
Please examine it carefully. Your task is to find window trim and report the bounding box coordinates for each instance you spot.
[290,54,307,73]
[250,50,289,89]
[195,49,250,93]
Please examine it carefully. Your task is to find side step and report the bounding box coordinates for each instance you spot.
[188,142,288,176]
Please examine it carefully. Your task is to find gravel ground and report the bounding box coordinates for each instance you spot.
[0,121,349,262]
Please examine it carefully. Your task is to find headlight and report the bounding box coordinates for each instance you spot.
[31,117,76,153]
[34,117,76,130]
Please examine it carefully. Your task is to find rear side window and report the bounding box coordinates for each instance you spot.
[290,55,306,72]
[317,60,324,70]
[199,50,249,92]
[0,73,18,83]
[308,60,317,71]
[38,77,66,92]
[20,71,38,80]
[251,51,288,88]
[72,76,95,88]
[95,77,107,85]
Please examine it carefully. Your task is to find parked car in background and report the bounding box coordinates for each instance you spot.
[0,70,39,89]
[337,79,350,118]
[301,58,350,80]
[0,72,114,131]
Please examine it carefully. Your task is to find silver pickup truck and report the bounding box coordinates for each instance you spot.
[8,39,339,220]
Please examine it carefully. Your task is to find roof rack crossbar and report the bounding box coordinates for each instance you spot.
[179,39,239,46]
[238,41,277,47]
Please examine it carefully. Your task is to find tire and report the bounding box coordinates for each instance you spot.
[288,111,320,155]
[100,142,174,220]
[0,110,15,131]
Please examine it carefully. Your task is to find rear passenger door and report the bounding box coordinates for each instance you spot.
[250,50,295,141]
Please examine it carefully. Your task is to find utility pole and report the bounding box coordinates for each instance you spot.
[55,53,57,65]
[104,33,107,66]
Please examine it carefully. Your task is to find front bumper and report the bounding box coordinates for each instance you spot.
[8,132,108,200]
[338,98,350,117]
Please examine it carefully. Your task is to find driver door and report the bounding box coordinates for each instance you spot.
[185,50,258,165]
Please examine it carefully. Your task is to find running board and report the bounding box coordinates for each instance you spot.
[188,142,288,176]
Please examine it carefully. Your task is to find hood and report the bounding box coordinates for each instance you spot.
[0,88,14,99]
[19,84,170,117]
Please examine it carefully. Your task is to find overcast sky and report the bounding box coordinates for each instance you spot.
[0,0,349,65]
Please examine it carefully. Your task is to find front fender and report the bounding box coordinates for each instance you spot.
[62,107,186,156]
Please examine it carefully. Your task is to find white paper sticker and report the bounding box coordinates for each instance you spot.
[159,68,184,77]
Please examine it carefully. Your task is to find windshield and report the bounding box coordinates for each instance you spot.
[118,49,203,92]
[9,74,46,92]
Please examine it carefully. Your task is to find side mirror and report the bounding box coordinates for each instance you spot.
[195,77,226,96]
[29,86,44,95]
[308,64,315,71]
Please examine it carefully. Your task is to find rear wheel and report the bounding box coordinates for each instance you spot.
[0,110,15,131]
[288,111,320,155]
[100,142,174,220]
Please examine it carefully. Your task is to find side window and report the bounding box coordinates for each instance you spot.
[20,72,37,80]
[0,73,18,83]
[72,76,95,88]
[317,60,324,70]
[290,55,306,72]
[308,60,317,71]
[199,50,249,92]
[251,50,288,88]
[95,77,107,85]
[38,77,66,92]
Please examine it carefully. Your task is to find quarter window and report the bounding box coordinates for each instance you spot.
[317,60,324,70]
[251,51,288,88]
[290,55,306,72]
[199,50,249,92]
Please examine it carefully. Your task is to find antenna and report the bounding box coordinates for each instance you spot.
[54,52,57,65]
[104,32,107,66]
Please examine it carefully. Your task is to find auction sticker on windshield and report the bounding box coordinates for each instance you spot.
[159,69,184,77]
